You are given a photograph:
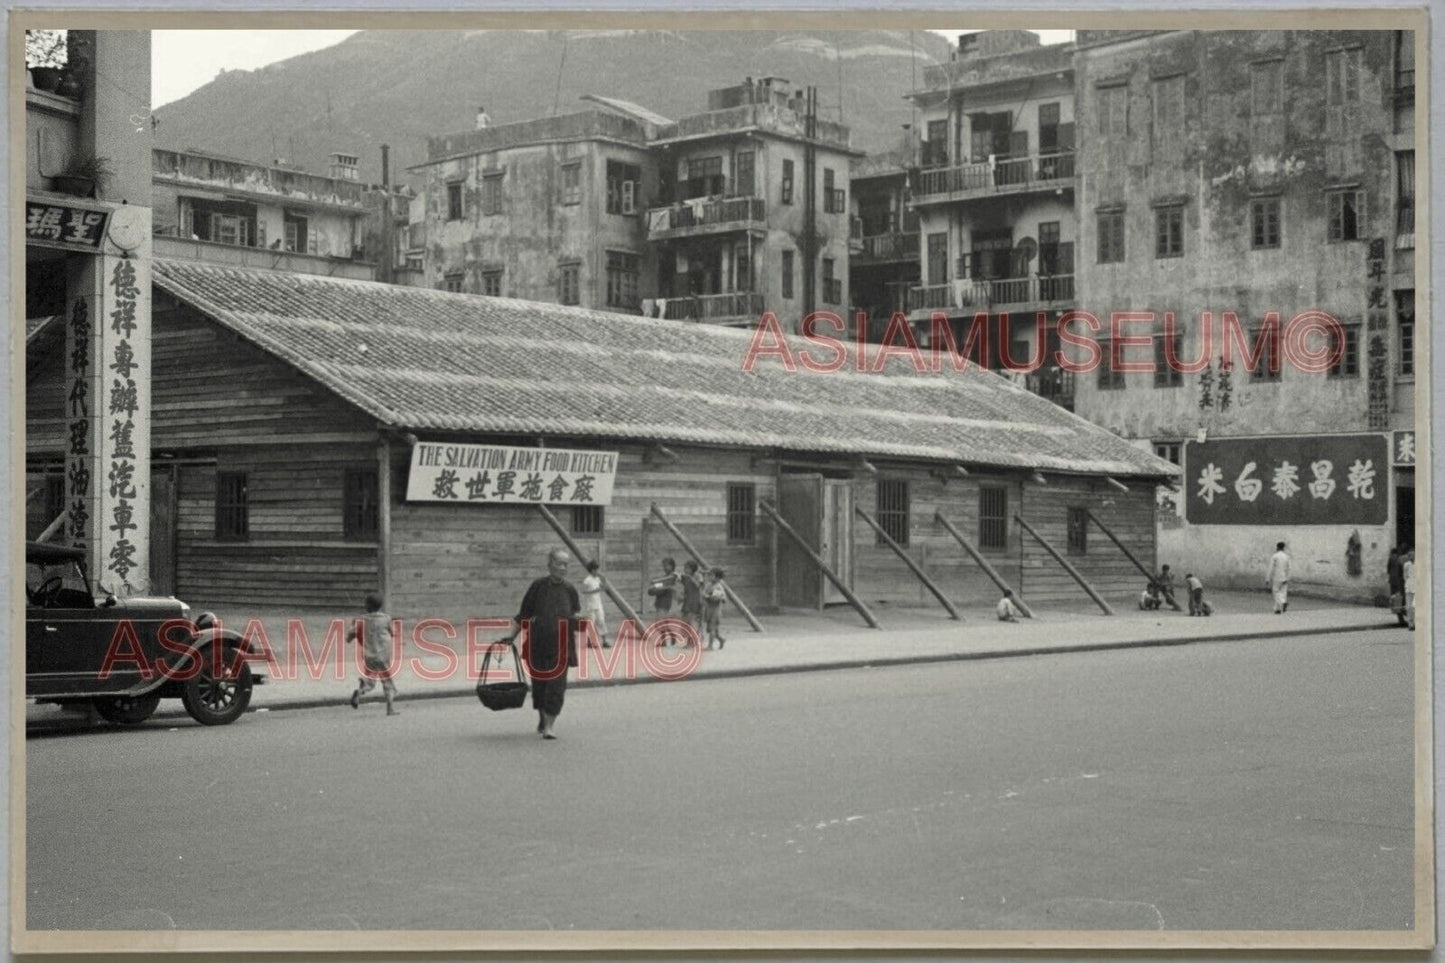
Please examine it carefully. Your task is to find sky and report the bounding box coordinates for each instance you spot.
[150,28,1075,108]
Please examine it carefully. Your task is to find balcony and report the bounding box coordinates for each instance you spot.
[907,275,1074,316]
[661,291,765,325]
[912,151,1076,206]
[154,234,377,281]
[1025,367,1076,411]
[854,231,921,265]
[646,196,766,241]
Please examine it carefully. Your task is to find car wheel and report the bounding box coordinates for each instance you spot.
[180,645,253,726]
[93,693,162,725]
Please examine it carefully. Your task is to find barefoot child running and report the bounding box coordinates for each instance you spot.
[348,592,400,716]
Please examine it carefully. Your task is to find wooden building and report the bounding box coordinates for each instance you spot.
[27,259,1178,621]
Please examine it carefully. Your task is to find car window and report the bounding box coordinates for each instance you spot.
[27,559,94,608]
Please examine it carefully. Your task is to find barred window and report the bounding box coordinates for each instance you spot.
[876,479,909,547]
[481,172,504,216]
[1066,506,1088,555]
[781,159,794,204]
[727,483,755,545]
[571,505,604,536]
[482,269,502,297]
[215,471,249,541]
[446,182,464,221]
[343,468,379,540]
[1251,197,1281,249]
[978,485,1008,550]
[1155,204,1183,258]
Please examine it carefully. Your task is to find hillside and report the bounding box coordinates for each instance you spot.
[153,29,957,186]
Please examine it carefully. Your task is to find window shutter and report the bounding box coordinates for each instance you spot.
[1009,130,1029,157]
[622,180,635,214]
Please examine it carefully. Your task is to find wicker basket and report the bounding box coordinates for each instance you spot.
[476,639,529,712]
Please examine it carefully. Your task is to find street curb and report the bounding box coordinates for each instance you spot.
[175,617,1405,719]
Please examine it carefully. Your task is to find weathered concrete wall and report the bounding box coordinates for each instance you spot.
[425,136,655,310]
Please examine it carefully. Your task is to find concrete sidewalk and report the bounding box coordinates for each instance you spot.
[26,589,1403,728]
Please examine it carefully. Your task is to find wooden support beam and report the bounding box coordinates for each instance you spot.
[1014,513,1114,615]
[855,506,960,620]
[377,435,392,605]
[534,504,643,627]
[648,502,764,632]
[1105,476,1130,493]
[758,499,881,629]
[36,513,66,544]
[1085,508,1154,582]
[933,510,1033,618]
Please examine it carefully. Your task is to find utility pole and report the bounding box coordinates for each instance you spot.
[802,86,817,330]
[379,144,393,285]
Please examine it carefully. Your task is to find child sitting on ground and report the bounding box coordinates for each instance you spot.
[996,589,1023,622]
[703,567,728,649]
[1140,579,1162,611]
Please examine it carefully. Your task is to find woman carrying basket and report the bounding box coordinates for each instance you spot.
[503,548,581,740]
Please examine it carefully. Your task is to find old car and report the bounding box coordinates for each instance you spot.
[25,541,262,726]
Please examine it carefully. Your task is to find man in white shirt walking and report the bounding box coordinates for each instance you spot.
[1267,541,1291,614]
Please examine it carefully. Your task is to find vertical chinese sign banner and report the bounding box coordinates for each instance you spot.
[65,248,151,594]
[1183,434,1389,526]
[1366,238,1391,430]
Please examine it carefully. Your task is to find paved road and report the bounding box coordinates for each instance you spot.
[24,629,1415,933]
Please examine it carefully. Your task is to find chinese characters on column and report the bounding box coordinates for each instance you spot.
[65,297,92,544]
[106,257,141,586]
[1365,238,1391,430]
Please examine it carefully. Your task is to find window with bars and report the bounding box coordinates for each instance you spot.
[781,159,794,205]
[1327,189,1361,242]
[481,173,504,216]
[343,468,379,540]
[727,483,756,545]
[978,486,1008,551]
[605,251,639,310]
[215,471,249,541]
[876,480,910,547]
[1397,290,1414,378]
[1066,507,1088,555]
[1154,334,1183,387]
[1155,204,1184,258]
[446,182,464,221]
[571,505,604,536]
[1328,324,1360,378]
[558,262,580,305]
[482,269,502,297]
[561,163,581,206]
[1097,210,1125,263]
[1251,197,1281,249]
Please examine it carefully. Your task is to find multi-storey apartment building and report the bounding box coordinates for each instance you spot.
[645,77,860,327]
[416,104,658,312]
[1069,29,1418,596]
[905,31,1078,408]
[151,148,376,280]
[848,146,918,341]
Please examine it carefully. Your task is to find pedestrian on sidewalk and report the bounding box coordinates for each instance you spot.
[1184,573,1207,616]
[1388,547,1407,626]
[647,556,681,646]
[1267,541,1291,614]
[679,560,704,647]
[996,589,1023,622]
[1402,549,1416,631]
[1155,565,1184,612]
[703,567,728,649]
[580,559,610,648]
[504,548,580,741]
[348,592,399,716]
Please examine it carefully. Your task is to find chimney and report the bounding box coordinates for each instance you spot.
[475,105,491,129]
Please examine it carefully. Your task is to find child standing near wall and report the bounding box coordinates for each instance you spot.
[679,560,704,647]
[580,559,610,649]
[703,567,728,650]
[648,557,681,647]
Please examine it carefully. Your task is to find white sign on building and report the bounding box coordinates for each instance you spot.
[406,442,619,505]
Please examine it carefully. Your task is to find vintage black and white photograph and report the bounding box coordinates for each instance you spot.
[12,9,1431,952]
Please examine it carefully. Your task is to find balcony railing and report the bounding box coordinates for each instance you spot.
[662,291,766,323]
[1025,367,1076,410]
[646,196,766,238]
[856,231,921,263]
[913,151,1076,202]
[907,275,1074,313]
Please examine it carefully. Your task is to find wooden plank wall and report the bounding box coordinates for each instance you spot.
[389,444,778,622]
[1017,479,1157,605]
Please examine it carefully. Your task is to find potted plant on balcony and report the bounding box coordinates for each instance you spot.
[53,154,113,198]
[26,29,67,93]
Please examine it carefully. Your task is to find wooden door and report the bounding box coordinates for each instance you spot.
[821,479,854,605]
[777,473,822,608]
[149,465,177,596]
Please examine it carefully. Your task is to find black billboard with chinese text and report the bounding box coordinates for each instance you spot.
[1183,434,1389,526]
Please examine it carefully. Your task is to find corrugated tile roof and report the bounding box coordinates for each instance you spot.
[150,259,1179,480]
